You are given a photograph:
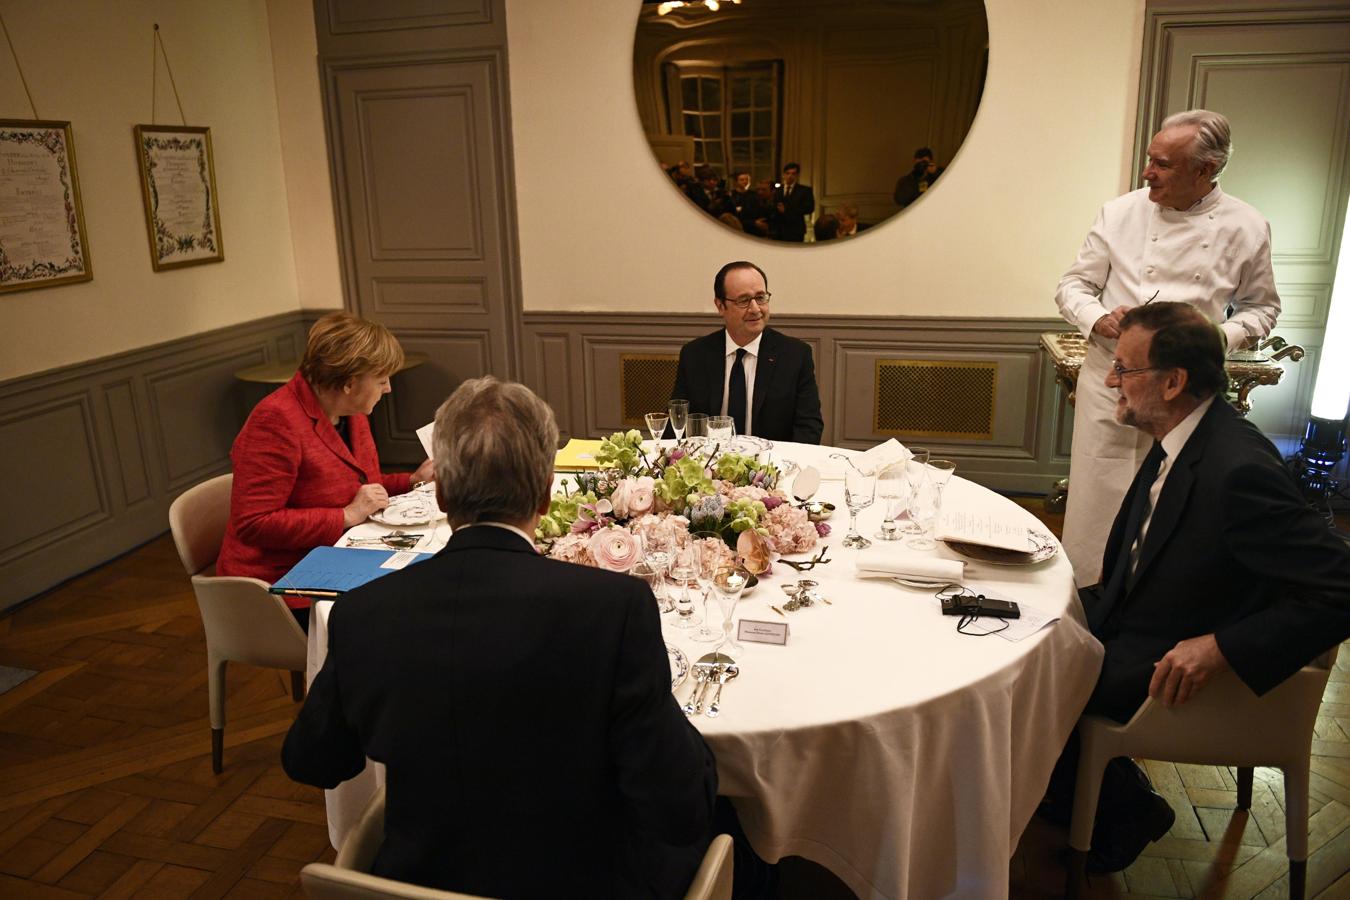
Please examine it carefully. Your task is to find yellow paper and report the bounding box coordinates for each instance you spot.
[554,438,605,471]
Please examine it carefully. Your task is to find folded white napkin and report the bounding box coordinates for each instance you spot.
[855,549,964,583]
[854,438,911,475]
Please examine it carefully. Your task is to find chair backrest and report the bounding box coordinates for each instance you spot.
[1114,647,1338,768]
[327,786,734,900]
[300,865,495,900]
[168,473,234,576]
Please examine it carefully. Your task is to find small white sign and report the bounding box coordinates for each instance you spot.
[737,618,789,645]
[380,550,420,570]
[416,421,436,458]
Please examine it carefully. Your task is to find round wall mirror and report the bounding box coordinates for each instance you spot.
[634,0,988,243]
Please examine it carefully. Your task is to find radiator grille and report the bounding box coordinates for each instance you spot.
[620,354,680,427]
[874,359,996,440]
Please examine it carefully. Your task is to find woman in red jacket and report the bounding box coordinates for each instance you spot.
[217,313,434,628]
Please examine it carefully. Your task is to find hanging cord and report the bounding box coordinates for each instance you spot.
[0,10,39,118]
[150,24,187,125]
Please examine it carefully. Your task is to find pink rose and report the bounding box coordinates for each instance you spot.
[589,526,641,572]
[610,476,656,519]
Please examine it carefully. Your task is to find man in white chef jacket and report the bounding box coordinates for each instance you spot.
[1055,109,1280,586]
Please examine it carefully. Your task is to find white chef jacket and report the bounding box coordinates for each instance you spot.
[1054,184,1280,587]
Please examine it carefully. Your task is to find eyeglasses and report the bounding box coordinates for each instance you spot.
[1110,361,1160,379]
[721,293,772,310]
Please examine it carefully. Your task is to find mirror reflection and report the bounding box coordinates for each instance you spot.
[635,0,988,242]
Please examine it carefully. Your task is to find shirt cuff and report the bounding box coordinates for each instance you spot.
[1219,321,1246,352]
[1075,302,1111,338]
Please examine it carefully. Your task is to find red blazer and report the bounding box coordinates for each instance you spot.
[217,373,411,590]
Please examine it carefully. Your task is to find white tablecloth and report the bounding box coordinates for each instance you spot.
[307,442,1103,899]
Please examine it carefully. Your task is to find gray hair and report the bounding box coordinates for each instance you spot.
[1160,109,1232,181]
[432,376,558,526]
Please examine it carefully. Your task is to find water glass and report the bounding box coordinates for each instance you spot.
[641,532,674,612]
[708,415,735,444]
[668,543,702,629]
[668,399,689,443]
[907,458,956,550]
[875,462,912,541]
[631,558,667,614]
[898,447,930,534]
[685,413,710,449]
[711,565,748,653]
[645,411,669,444]
[842,464,877,549]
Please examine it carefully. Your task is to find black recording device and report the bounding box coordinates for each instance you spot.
[940,593,1021,619]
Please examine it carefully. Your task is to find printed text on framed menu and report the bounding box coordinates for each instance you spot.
[134,125,224,270]
[0,120,93,294]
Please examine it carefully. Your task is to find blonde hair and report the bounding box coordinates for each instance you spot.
[433,377,558,525]
[300,313,404,392]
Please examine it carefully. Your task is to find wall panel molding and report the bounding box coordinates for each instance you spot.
[0,311,317,613]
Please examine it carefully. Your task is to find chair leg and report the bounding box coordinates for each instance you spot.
[1236,766,1253,810]
[211,727,223,774]
[1289,859,1306,900]
[290,670,305,702]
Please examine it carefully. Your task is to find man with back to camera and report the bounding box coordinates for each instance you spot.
[282,376,720,898]
[772,162,815,242]
[1042,302,1350,874]
[1055,109,1280,585]
[671,261,824,444]
[893,146,943,208]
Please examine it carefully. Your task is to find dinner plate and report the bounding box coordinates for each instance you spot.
[369,488,446,527]
[726,435,772,455]
[668,643,689,692]
[943,530,1059,566]
[891,575,956,589]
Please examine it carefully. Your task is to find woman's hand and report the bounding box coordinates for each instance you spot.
[344,483,390,527]
[411,458,436,486]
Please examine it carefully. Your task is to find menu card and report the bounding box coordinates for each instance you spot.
[936,508,1031,552]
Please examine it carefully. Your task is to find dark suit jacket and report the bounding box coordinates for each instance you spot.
[1081,400,1350,722]
[283,527,718,898]
[671,327,824,444]
[772,183,815,241]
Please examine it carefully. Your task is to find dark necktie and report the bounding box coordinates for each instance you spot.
[1089,441,1166,634]
[728,348,748,436]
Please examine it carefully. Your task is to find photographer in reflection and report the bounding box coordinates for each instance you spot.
[893,147,944,208]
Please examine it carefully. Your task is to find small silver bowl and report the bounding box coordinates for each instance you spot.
[804,501,836,522]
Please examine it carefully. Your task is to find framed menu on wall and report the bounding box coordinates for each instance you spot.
[133,125,224,270]
[0,120,93,294]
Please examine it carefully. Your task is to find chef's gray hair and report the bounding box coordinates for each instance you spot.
[1161,109,1231,181]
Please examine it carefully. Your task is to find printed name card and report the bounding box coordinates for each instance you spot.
[380,550,421,570]
[737,618,789,645]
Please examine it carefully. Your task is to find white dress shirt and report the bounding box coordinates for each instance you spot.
[720,331,762,436]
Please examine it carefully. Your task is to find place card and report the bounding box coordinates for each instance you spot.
[738,618,789,645]
[416,421,435,458]
[380,550,420,570]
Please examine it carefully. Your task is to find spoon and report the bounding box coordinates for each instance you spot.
[705,663,740,718]
[682,664,710,716]
[690,653,725,715]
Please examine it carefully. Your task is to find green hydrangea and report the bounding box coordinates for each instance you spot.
[655,455,715,515]
[724,497,767,533]
[535,490,597,541]
[593,429,645,473]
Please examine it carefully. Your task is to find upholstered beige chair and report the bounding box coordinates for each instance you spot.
[1065,648,1338,900]
[168,473,308,773]
[302,786,735,900]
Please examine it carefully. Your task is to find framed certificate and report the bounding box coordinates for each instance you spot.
[134,124,224,270]
[0,120,93,294]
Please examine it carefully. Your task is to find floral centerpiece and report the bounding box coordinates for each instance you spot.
[536,430,826,574]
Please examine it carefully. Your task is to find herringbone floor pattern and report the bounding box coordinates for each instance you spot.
[0,522,1346,898]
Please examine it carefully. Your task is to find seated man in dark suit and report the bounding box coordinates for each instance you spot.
[671,260,824,444]
[1046,301,1350,872]
[282,376,719,898]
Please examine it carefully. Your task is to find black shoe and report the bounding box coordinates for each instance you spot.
[1085,789,1175,873]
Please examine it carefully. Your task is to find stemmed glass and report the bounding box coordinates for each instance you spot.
[897,447,929,534]
[631,557,666,614]
[908,459,956,550]
[832,454,876,549]
[711,565,748,653]
[668,399,689,445]
[668,542,702,629]
[645,412,669,446]
[708,415,735,444]
[685,413,709,450]
[875,462,912,541]
[690,542,721,643]
[641,532,674,612]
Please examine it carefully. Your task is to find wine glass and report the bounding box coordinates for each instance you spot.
[708,415,735,445]
[925,459,957,543]
[644,412,669,446]
[631,558,667,614]
[641,532,674,612]
[875,462,912,541]
[690,542,722,643]
[711,565,748,653]
[831,454,876,549]
[907,458,956,550]
[897,447,929,534]
[668,542,702,629]
[685,413,709,450]
[668,399,689,444]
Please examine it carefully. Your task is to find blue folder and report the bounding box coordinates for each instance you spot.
[269,545,433,597]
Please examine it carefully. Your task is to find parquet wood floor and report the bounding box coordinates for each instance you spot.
[1,525,1346,899]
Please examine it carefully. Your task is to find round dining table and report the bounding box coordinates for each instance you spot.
[305,441,1103,899]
